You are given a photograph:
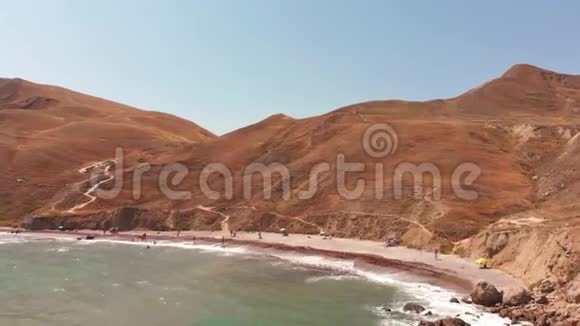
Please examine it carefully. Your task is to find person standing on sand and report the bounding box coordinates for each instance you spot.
[258,232,262,240]
[434,248,439,260]
[221,236,225,247]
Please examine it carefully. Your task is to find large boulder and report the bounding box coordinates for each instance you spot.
[470,281,503,307]
[403,302,426,313]
[418,317,471,326]
[503,288,532,306]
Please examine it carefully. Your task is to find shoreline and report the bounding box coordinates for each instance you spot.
[0,228,525,296]
[0,228,521,326]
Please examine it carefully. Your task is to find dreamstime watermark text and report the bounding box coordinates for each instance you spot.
[87,124,482,203]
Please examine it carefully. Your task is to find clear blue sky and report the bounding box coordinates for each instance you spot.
[1,1,579,135]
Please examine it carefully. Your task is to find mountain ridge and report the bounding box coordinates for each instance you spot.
[4,65,580,307]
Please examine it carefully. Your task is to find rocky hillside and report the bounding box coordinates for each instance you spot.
[0,78,215,222]
[13,65,580,311]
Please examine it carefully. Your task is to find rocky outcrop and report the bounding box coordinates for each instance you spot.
[538,279,557,294]
[417,317,470,326]
[454,225,577,289]
[567,281,580,304]
[492,302,580,325]
[503,288,532,306]
[470,281,503,307]
[483,278,580,325]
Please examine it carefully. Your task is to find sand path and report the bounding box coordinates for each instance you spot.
[67,163,115,213]
[195,205,230,234]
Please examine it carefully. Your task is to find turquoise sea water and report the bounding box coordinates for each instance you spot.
[0,233,509,326]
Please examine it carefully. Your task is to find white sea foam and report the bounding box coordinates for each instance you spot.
[44,247,70,253]
[0,232,77,245]
[305,274,362,283]
[266,252,512,326]
[84,238,250,255]
[0,234,31,245]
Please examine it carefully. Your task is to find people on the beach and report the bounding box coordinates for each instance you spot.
[385,237,400,247]
[221,236,225,247]
[434,248,439,260]
[258,232,262,240]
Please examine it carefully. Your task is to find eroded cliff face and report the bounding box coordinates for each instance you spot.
[20,207,224,232]
[454,222,579,287]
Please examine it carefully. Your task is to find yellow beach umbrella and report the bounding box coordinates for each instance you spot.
[475,258,489,266]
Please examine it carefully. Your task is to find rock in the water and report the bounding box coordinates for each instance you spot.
[450,297,460,304]
[460,296,472,304]
[417,317,471,326]
[503,288,532,306]
[378,305,392,312]
[470,281,503,307]
[403,302,426,313]
[418,322,436,326]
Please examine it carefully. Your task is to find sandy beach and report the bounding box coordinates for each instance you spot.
[1,227,525,295]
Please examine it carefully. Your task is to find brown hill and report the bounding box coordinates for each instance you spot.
[0,78,215,222]
[15,65,580,293]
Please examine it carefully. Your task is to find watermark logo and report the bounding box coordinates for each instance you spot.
[362,123,398,158]
[75,123,482,209]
